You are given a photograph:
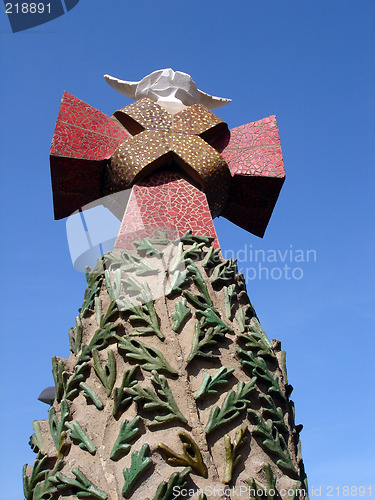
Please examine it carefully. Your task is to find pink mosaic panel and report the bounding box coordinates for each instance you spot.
[222,116,285,178]
[50,92,129,160]
[115,170,219,251]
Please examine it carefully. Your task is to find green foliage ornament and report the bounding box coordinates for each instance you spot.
[128,370,187,429]
[66,420,97,455]
[184,260,213,309]
[223,284,237,320]
[195,366,235,401]
[79,382,104,410]
[78,322,118,365]
[222,424,248,484]
[237,318,273,358]
[52,467,108,499]
[29,421,45,454]
[93,348,116,397]
[112,365,139,417]
[248,410,298,479]
[68,315,83,355]
[122,443,153,499]
[210,258,238,287]
[48,399,69,450]
[116,282,164,340]
[237,348,285,401]
[134,237,163,256]
[104,248,159,276]
[147,469,190,500]
[187,318,228,364]
[110,416,142,461]
[201,246,221,269]
[248,462,307,500]
[205,379,256,434]
[23,453,63,500]
[248,462,276,500]
[171,298,191,332]
[117,337,177,376]
[180,229,214,246]
[158,431,208,478]
[81,262,105,316]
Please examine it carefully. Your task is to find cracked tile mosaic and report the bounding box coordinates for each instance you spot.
[221,116,284,178]
[50,92,285,239]
[115,170,219,251]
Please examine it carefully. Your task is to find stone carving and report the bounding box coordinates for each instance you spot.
[104,68,231,114]
[24,70,308,499]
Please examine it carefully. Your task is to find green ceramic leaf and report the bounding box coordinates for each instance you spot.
[222,424,248,484]
[195,366,234,401]
[158,431,207,478]
[201,246,221,269]
[166,269,189,297]
[171,298,191,332]
[48,399,69,450]
[79,382,104,410]
[93,348,116,397]
[210,258,238,287]
[237,348,284,401]
[118,338,177,376]
[122,443,153,498]
[248,411,298,479]
[28,421,45,454]
[110,416,142,461]
[112,365,139,417]
[128,370,187,429]
[23,453,63,500]
[187,319,228,364]
[205,379,256,434]
[180,230,214,246]
[134,237,163,256]
[66,420,96,455]
[150,469,190,500]
[52,467,108,499]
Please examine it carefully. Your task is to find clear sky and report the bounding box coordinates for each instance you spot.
[0,1,374,498]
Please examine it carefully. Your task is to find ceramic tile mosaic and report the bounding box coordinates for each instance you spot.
[50,92,130,219]
[50,92,129,160]
[221,116,284,178]
[50,93,285,240]
[105,99,231,217]
[172,104,224,137]
[114,98,172,132]
[115,170,219,250]
[220,116,285,237]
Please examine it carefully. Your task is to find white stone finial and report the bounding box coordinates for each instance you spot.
[104,68,231,114]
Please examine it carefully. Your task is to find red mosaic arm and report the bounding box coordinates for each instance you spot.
[115,170,220,250]
[220,116,285,237]
[50,92,130,219]
[50,91,129,159]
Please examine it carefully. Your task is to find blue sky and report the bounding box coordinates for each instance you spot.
[0,1,374,498]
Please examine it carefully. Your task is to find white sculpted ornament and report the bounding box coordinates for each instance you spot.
[104,68,231,114]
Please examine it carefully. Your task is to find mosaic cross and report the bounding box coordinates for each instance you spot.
[50,71,285,254]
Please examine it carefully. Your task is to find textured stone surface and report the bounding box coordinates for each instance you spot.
[35,84,308,500]
[24,237,308,500]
